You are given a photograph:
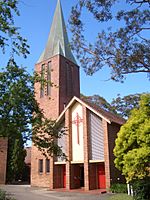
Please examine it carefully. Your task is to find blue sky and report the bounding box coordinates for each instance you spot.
[0,0,149,103]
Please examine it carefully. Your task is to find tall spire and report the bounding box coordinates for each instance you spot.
[37,0,77,64]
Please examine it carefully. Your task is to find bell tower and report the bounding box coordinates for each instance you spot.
[35,0,80,119]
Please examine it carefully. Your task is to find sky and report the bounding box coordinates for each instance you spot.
[0,0,149,103]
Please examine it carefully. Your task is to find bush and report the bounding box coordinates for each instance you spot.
[132,177,150,200]
[0,189,15,200]
[110,183,127,193]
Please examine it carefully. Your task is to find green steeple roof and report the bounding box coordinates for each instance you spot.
[37,0,77,64]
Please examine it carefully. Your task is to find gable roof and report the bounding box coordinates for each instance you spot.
[37,0,77,65]
[56,96,126,125]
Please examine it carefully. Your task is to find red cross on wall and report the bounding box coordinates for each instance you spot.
[72,112,83,144]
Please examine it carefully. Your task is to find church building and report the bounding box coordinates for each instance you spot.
[31,0,125,191]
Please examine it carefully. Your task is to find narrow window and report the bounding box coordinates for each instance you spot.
[47,62,51,96]
[38,159,43,173]
[66,63,73,97]
[40,64,45,98]
[45,159,50,173]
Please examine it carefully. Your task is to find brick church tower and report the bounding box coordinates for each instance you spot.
[31,0,80,187]
[34,0,80,119]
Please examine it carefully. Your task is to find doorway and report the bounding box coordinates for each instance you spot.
[97,163,106,189]
[72,164,84,189]
[80,165,84,187]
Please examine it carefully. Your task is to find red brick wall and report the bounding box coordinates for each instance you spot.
[32,55,80,188]
[35,55,80,119]
[0,138,8,184]
[31,145,51,187]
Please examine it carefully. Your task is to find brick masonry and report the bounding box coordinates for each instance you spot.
[31,54,80,188]
[0,138,8,184]
[32,48,124,190]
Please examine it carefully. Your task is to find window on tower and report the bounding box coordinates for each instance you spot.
[66,63,73,97]
[40,64,45,98]
[47,62,51,96]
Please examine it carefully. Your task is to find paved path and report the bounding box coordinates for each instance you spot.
[0,185,112,200]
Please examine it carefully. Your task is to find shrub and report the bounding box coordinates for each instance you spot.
[132,177,150,200]
[0,189,15,200]
[110,183,127,193]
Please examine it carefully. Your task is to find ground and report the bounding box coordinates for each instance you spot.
[0,185,112,200]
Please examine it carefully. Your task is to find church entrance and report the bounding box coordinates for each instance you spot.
[72,164,84,189]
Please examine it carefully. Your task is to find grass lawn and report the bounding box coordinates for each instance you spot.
[108,193,133,200]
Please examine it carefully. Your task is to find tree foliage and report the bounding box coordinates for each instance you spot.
[32,118,67,159]
[81,93,141,118]
[0,0,29,58]
[81,93,113,111]
[114,94,150,182]
[0,59,37,140]
[111,93,141,118]
[0,60,66,181]
[69,0,150,82]
[7,136,26,182]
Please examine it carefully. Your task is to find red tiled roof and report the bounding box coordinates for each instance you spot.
[81,98,126,125]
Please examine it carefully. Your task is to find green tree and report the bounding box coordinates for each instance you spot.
[0,60,37,182]
[81,93,113,112]
[69,0,150,82]
[111,93,141,118]
[0,0,65,181]
[81,93,141,118]
[114,94,150,183]
[0,0,29,58]
[0,60,66,181]
[7,136,26,182]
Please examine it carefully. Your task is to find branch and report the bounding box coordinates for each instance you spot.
[132,0,150,4]
[137,33,149,42]
[122,69,150,75]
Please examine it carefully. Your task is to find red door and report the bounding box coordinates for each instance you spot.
[98,164,106,189]
[63,165,66,188]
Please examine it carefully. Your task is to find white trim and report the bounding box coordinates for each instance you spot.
[71,161,84,164]
[54,161,66,165]
[89,160,104,163]
[54,160,105,165]
[56,96,111,124]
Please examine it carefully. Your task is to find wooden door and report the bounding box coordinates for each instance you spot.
[98,164,106,189]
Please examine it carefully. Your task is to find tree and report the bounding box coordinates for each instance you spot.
[0,60,66,181]
[114,94,150,183]
[0,59,37,140]
[81,93,141,118]
[111,93,141,118]
[7,135,26,182]
[0,0,29,58]
[69,0,150,82]
[0,60,37,181]
[0,0,66,181]
[81,93,113,112]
